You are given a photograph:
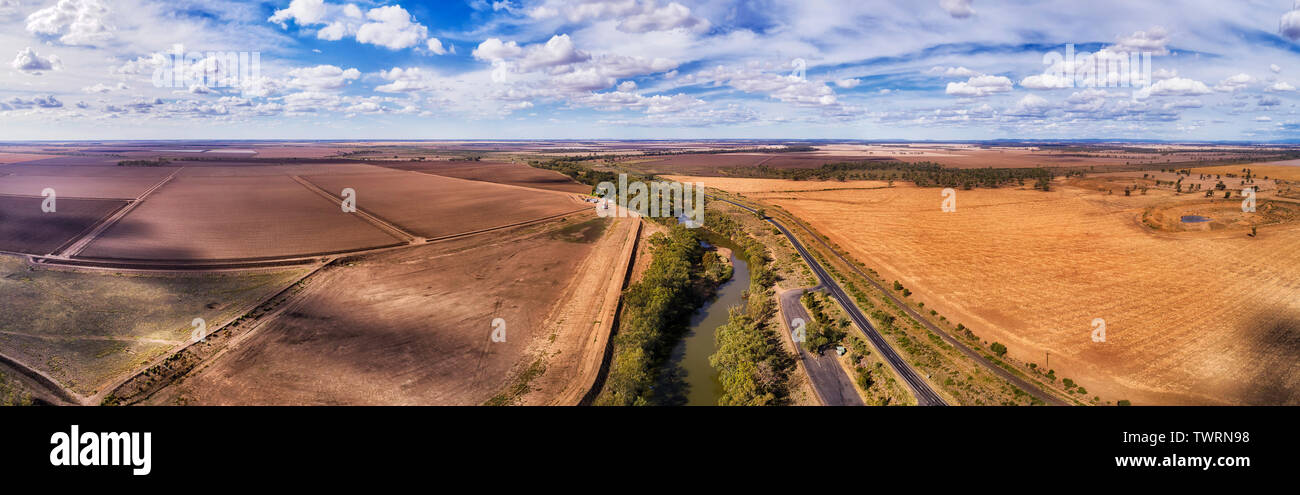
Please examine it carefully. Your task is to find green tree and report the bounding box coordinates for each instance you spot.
[990,342,1008,357]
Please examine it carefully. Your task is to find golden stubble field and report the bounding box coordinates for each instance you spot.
[718,179,1300,405]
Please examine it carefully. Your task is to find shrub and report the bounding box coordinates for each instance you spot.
[989,342,1008,357]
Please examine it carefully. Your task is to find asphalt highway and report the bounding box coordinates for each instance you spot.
[710,196,947,406]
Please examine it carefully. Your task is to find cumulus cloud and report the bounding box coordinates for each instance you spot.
[940,0,974,19]
[517,34,590,71]
[685,64,838,106]
[1214,73,1254,93]
[1269,81,1296,92]
[1283,3,1300,41]
[25,0,113,46]
[1005,94,1051,117]
[4,95,64,110]
[529,0,709,33]
[286,64,361,90]
[270,0,432,50]
[374,67,437,93]
[81,82,128,93]
[618,1,708,33]
[426,38,451,55]
[553,67,615,91]
[0,0,21,16]
[591,54,678,78]
[1105,26,1170,56]
[1020,73,1072,90]
[1136,77,1212,98]
[929,66,979,78]
[269,0,329,27]
[356,5,429,50]
[946,75,1012,97]
[835,78,861,89]
[473,38,523,61]
[11,47,60,74]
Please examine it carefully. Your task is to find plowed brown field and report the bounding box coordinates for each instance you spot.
[146,215,620,405]
[302,171,584,239]
[79,176,403,260]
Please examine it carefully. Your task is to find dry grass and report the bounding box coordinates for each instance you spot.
[664,175,889,194]
[1192,160,1300,182]
[0,253,309,397]
[714,180,1300,405]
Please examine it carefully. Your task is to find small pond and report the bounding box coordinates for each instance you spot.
[1181,215,1212,223]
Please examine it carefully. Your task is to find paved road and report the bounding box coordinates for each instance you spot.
[711,196,947,406]
[777,286,863,406]
[778,211,1070,406]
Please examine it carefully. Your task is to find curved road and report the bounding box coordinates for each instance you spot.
[777,286,863,406]
[711,196,947,406]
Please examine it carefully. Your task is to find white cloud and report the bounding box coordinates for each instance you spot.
[591,54,678,78]
[286,64,361,90]
[1020,73,1072,90]
[1268,81,1296,92]
[1213,73,1254,93]
[271,1,431,50]
[939,0,974,19]
[618,1,709,33]
[1283,5,1300,41]
[25,0,114,46]
[11,47,60,74]
[530,0,709,33]
[946,75,1012,97]
[0,0,21,16]
[374,67,436,93]
[269,0,328,27]
[929,66,979,78]
[835,78,861,89]
[473,38,523,61]
[1006,94,1051,117]
[1271,64,1282,74]
[554,67,615,91]
[689,64,839,107]
[4,95,64,110]
[518,34,590,71]
[1105,26,1170,56]
[427,38,450,55]
[1136,77,1212,98]
[81,82,127,93]
[356,5,428,50]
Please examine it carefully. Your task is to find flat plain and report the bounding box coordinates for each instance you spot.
[0,195,125,254]
[80,175,404,261]
[301,171,584,239]
[147,215,620,405]
[719,179,1300,405]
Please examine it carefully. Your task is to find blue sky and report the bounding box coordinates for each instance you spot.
[5,0,1300,140]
